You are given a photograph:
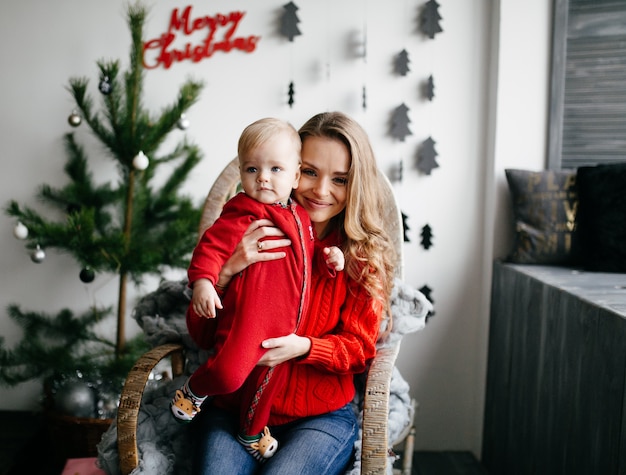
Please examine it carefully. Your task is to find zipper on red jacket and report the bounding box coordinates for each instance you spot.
[290,202,309,333]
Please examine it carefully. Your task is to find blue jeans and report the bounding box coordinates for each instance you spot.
[192,403,357,475]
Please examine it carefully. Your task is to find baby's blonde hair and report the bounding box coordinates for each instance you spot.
[238,118,301,163]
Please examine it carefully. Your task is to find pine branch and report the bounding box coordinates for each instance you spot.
[125,3,147,142]
[144,80,204,149]
[39,134,119,233]
[67,72,119,158]
[6,199,126,270]
[0,305,116,387]
[154,143,203,199]
[96,60,127,159]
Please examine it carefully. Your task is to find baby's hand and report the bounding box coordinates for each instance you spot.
[324,246,344,272]
[191,279,223,318]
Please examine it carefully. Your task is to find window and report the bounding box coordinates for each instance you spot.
[548,0,626,169]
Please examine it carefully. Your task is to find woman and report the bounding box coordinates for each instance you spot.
[192,111,397,474]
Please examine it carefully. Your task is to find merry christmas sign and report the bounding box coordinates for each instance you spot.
[144,5,260,69]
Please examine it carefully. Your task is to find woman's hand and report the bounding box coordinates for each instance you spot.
[216,219,290,288]
[257,334,311,367]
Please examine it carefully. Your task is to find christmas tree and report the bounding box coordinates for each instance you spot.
[0,3,204,406]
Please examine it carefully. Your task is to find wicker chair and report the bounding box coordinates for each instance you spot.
[115,157,415,475]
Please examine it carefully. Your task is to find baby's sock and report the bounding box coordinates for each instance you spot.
[237,433,265,462]
[170,379,206,423]
[237,427,278,461]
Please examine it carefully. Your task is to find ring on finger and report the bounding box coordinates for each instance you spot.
[257,241,264,251]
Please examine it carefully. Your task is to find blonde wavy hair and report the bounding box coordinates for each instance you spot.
[298,112,397,308]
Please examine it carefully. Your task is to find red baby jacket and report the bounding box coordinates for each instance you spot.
[187,192,316,395]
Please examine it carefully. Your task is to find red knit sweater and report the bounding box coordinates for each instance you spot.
[213,230,383,425]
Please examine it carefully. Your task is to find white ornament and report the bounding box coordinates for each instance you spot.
[13,221,28,239]
[133,151,149,170]
[177,113,190,130]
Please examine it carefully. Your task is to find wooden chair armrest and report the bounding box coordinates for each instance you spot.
[117,343,185,475]
[360,340,401,475]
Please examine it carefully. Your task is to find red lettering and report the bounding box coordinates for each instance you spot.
[192,44,207,63]
[192,16,206,32]
[143,38,162,69]
[233,36,260,53]
[224,12,245,40]
[168,6,192,35]
[144,7,259,70]
[143,33,176,69]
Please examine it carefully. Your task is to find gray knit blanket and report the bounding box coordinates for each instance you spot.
[97,278,431,475]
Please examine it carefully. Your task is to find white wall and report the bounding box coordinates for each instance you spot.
[478,0,553,456]
[0,0,551,457]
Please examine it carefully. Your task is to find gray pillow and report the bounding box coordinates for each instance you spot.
[505,169,578,265]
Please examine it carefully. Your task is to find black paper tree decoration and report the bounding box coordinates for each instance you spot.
[361,26,367,111]
[362,85,367,110]
[416,136,439,174]
[288,81,295,107]
[420,224,433,249]
[420,0,443,39]
[389,159,403,183]
[395,49,410,76]
[419,284,435,320]
[362,27,368,60]
[423,75,435,101]
[387,161,402,183]
[390,103,412,141]
[280,2,302,42]
[402,212,410,242]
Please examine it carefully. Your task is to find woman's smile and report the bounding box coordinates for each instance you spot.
[303,196,331,208]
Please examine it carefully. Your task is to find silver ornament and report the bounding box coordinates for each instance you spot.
[55,380,97,418]
[68,110,82,127]
[177,113,190,130]
[132,151,149,170]
[99,75,112,95]
[30,244,45,263]
[13,221,28,239]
